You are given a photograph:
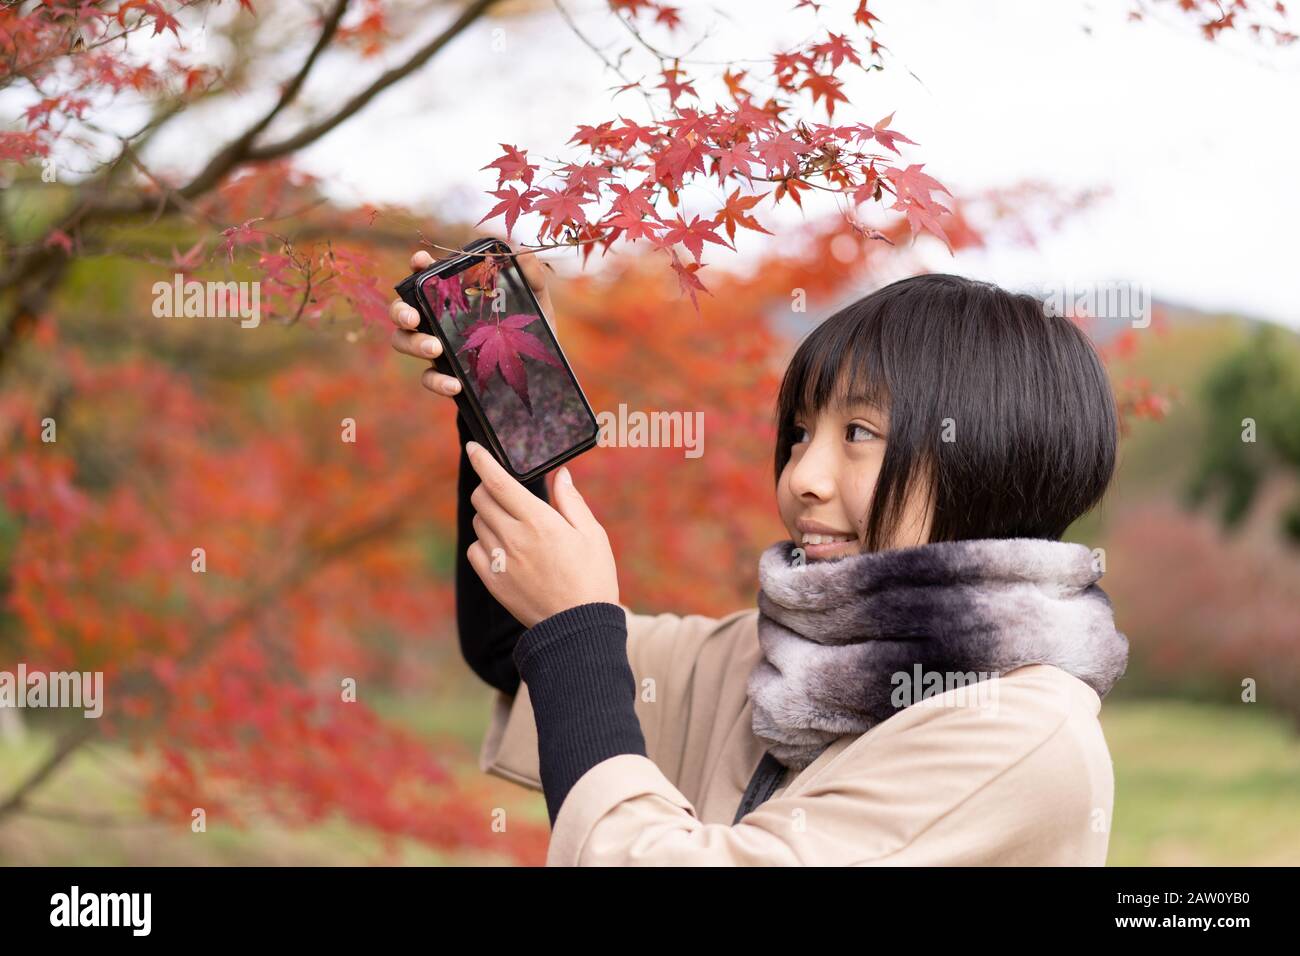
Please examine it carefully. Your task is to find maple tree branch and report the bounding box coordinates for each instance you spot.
[0,0,208,94]
[242,0,506,164]
[0,0,504,373]
[177,0,353,200]
[0,258,70,378]
[0,0,338,273]
[611,7,712,67]
[420,229,619,260]
[0,720,98,825]
[255,0,353,140]
[552,0,662,123]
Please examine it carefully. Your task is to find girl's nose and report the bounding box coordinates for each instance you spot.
[789,439,837,502]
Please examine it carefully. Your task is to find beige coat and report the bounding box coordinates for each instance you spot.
[479,605,1116,866]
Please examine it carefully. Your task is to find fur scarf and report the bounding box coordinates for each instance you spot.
[747,538,1130,770]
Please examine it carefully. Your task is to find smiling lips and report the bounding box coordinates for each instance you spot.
[795,519,859,553]
[801,532,855,545]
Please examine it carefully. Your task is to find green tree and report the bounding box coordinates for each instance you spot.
[1186,324,1300,543]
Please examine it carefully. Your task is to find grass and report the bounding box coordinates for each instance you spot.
[2,694,1297,866]
[1102,698,1300,866]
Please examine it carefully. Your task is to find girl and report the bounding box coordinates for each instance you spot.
[388,248,1129,866]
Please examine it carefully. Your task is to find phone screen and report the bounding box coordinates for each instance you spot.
[420,256,596,478]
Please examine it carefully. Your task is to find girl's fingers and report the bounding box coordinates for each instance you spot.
[470,479,515,532]
[391,328,442,359]
[471,512,504,558]
[514,250,548,295]
[420,366,461,396]
[389,298,420,330]
[514,254,556,332]
[410,250,435,271]
[465,441,535,521]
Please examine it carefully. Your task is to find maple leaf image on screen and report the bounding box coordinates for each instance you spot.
[456,314,563,415]
[426,273,470,322]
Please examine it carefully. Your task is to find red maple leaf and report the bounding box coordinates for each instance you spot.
[772,51,812,86]
[476,185,538,237]
[885,163,949,207]
[714,187,772,242]
[812,32,862,70]
[754,130,810,177]
[602,209,663,244]
[862,112,917,155]
[772,176,811,208]
[599,182,662,243]
[711,139,759,184]
[658,214,732,263]
[608,182,657,219]
[883,163,953,249]
[481,144,538,188]
[532,187,591,239]
[568,121,618,151]
[653,125,710,190]
[854,0,882,29]
[851,162,883,205]
[609,116,659,152]
[658,66,698,106]
[799,70,849,118]
[456,314,562,415]
[722,69,749,100]
[668,250,710,313]
[655,5,683,30]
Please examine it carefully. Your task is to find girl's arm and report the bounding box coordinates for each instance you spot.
[459,440,647,823]
[510,601,647,824]
[454,411,550,696]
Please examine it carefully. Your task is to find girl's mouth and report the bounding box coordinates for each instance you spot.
[799,533,859,560]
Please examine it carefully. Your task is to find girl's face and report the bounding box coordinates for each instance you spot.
[777,397,933,561]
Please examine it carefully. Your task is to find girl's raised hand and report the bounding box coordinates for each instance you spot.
[463,440,619,628]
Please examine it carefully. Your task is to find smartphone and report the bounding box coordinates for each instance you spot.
[394,238,599,483]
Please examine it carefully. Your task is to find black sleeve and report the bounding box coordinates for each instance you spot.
[511,601,648,826]
[455,412,550,696]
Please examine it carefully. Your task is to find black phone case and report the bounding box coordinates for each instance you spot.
[394,238,600,483]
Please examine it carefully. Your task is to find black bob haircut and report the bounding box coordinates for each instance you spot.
[774,273,1118,551]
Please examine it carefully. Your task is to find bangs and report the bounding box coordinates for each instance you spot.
[788,323,891,425]
[774,282,903,481]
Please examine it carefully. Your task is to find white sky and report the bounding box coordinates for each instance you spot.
[154,0,1300,327]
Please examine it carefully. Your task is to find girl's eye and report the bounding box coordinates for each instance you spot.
[789,424,809,445]
[847,422,879,443]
